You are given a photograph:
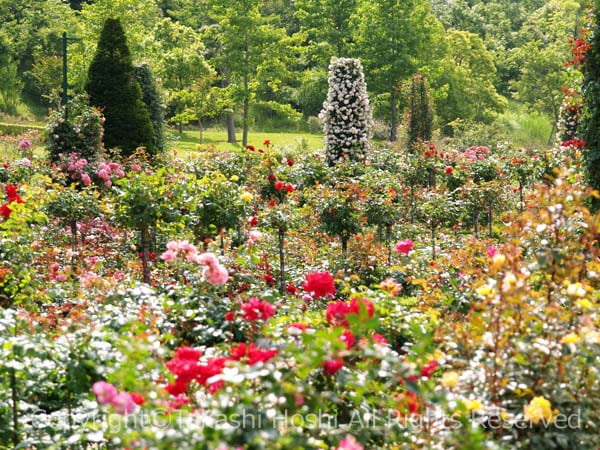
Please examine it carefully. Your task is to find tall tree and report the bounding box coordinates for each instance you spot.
[433,30,507,133]
[208,0,297,147]
[353,0,444,141]
[86,18,155,156]
[294,0,358,65]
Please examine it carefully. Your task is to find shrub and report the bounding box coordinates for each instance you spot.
[134,63,165,154]
[46,95,104,163]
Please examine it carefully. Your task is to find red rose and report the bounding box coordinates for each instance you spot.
[267,173,276,182]
[420,360,439,378]
[246,145,256,151]
[264,274,275,285]
[444,167,453,175]
[284,183,295,193]
[263,139,271,147]
[130,393,146,405]
[274,180,285,191]
[326,301,351,327]
[285,284,298,294]
[323,359,344,375]
[0,204,11,219]
[248,216,258,226]
[268,200,276,207]
[340,329,356,350]
[349,297,375,319]
[302,271,336,298]
[286,158,294,166]
[224,311,236,321]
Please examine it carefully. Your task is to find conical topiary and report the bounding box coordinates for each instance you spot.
[319,57,372,166]
[86,18,155,157]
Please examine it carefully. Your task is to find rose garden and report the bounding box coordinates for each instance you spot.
[1,1,600,449]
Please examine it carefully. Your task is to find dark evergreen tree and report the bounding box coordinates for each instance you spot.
[86,18,155,157]
[134,63,165,154]
[582,2,600,206]
[407,73,434,151]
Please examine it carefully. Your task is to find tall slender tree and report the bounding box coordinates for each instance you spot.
[86,18,155,156]
[407,73,434,150]
[208,0,297,147]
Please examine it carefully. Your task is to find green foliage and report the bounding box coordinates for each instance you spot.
[85,18,155,157]
[45,95,104,163]
[583,2,600,203]
[433,30,507,134]
[134,63,165,152]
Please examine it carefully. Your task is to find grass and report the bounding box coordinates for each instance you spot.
[165,128,324,156]
[498,103,554,148]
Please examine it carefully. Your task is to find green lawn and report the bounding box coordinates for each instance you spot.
[165,128,324,156]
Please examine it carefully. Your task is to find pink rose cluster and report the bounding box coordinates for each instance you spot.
[160,240,229,285]
[64,153,91,186]
[92,381,145,415]
[96,161,125,188]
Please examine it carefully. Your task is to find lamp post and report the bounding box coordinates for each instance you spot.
[61,32,81,121]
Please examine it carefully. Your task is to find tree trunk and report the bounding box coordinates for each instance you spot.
[488,199,493,238]
[428,167,436,188]
[70,220,78,267]
[410,184,415,225]
[278,229,285,294]
[389,90,398,142]
[473,210,480,238]
[385,223,393,266]
[242,98,249,148]
[140,226,151,284]
[242,30,250,148]
[431,224,436,260]
[10,365,19,446]
[341,236,348,263]
[199,119,203,144]
[226,113,237,143]
[519,181,524,212]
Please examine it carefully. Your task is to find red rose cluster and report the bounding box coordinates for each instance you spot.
[165,342,278,402]
[1,185,24,219]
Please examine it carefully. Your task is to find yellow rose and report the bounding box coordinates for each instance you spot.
[524,396,554,424]
[441,371,459,389]
[230,175,239,182]
[240,192,253,202]
[560,333,581,345]
[464,400,482,411]
[476,284,494,297]
[576,298,593,309]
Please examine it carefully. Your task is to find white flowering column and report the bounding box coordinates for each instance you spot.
[319,58,373,165]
